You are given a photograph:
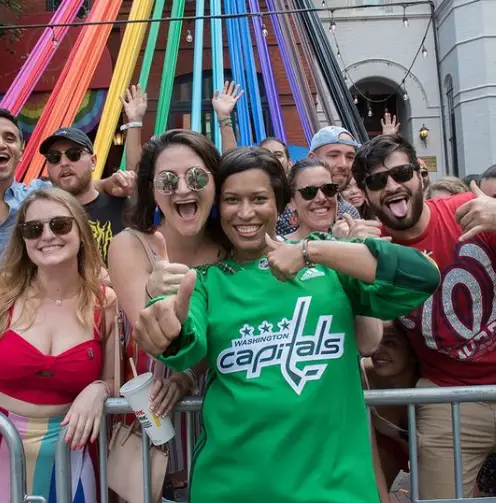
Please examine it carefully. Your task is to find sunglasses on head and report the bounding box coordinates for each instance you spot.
[153,166,211,195]
[364,164,417,191]
[44,148,88,165]
[297,183,339,201]
[19,216,75,240]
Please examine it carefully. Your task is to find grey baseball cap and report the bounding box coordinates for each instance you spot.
[310,126,361,152]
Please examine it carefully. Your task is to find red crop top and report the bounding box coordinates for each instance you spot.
[0,306,105,405]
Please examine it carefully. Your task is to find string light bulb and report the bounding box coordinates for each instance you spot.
[353,95,358,105]
[186,29,193,43]
[403,6,409,27]
[368,108,373,118]
[337,49,341,58]
[343,73,348,84]
[422,45,428,57]
[51,28,58,47]
[329,11,336,32]
[262,24,268,38]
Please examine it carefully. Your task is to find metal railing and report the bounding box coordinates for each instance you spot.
[12,386,496,503]
[0,413,47,503]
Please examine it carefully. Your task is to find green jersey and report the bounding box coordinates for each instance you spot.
[160,236,439,503]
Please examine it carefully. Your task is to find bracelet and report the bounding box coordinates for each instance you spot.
[183,368,197,387]
[120,121,143,131]
[145,294,172,308]
[218,117,232,128]
[93,380,111,397]
[301,239,315,268]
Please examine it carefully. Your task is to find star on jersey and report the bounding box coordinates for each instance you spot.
[217,297,345,395]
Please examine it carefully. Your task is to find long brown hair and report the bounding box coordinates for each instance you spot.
[0,188,106,335]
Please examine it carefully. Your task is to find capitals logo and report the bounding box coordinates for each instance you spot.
[216,297,345,395]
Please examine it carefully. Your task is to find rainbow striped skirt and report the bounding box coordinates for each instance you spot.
[0,408,97,503]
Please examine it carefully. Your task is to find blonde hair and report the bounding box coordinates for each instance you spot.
[426,176,469,199]
[0,188,106,335]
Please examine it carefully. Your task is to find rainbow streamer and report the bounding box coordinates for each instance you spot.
[236,0,266,143]
[224,0,252,146]
[191,0,206,132]
[154,0,186,135]
[210,0,225,150]
[266,0,312,145]
[248,0,286,142]
[18,0,124,183]
[92,0,156,179]
[0,0,85,115]
[119,0,167,171]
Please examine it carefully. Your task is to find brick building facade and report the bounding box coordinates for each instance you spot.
[0,0,315,173]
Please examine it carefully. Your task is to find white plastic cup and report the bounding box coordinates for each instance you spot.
[120,372,175,446]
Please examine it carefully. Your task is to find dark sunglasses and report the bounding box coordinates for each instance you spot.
[153,166,211,195]
[19,216,75,240]
[44,148,88,165]
[364,164,416,191]
[297,183,339,201]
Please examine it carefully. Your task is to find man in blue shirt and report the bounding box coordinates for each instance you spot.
[0,108,135,253]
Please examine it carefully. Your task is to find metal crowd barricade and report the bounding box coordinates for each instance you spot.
[0,413,47,503]
[53,387,496,503]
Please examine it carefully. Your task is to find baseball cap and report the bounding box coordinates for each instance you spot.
[39,127,94,155]
[310,126,361,152]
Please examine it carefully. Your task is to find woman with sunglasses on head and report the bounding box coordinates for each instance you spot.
[0,188,115,502]
[107,129,224,493]
[134,146,440,503]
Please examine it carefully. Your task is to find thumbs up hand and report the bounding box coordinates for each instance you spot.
[456,181,496,242]
[265,234,306,281]
[135,269,197,357]
[146,232,191,299]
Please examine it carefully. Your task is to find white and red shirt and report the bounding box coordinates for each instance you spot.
[384,193,496,386]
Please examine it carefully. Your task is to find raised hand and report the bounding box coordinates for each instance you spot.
[381,112,400,136]
[456,181,496,241]
[134,269,197,356]
[120,84,148,122]
[265,234,305,281]
[108,170,137,197]
[212,81,244,119]
[146,232,191,299]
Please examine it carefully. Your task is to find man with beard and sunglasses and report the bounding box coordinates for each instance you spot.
[0,109,135,257]
[39,127,136,264]
[352,133,496,499]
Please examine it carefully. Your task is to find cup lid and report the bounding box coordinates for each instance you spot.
[120,372,153,395]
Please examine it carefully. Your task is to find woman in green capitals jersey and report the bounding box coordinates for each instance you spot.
[134,147,440,503]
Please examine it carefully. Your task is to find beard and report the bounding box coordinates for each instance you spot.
[54,170,92,197]
[369,182,424,231]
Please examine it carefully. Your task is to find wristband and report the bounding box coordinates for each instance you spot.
[120,121,143,131]
[301,239,315,268]
[218,117,232,128]
[145,294,172,308]
[183,368,197,387]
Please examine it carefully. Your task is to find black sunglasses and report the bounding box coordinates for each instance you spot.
[297,183,339,201]
[364,164,416,191]
[19,216,75,240]
[44,148,88,165]
[153,166,211,195]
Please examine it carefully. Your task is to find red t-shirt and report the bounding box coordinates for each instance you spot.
[383,192,496,386]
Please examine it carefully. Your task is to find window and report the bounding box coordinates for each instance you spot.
[169,71,273,142]
[47,0,91,16]
[445,75,459,176]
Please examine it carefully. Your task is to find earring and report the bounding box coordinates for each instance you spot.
[153,206,162,226]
